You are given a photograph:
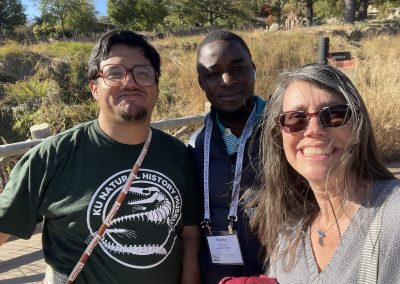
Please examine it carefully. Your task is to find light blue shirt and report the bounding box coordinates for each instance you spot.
[216,96,265,155]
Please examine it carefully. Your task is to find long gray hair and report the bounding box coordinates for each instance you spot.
[248,63,394,267]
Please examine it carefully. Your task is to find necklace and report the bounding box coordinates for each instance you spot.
[316,202,348,247]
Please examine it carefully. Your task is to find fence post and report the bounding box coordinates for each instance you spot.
[30,123,53,139]
[318,36,329,64]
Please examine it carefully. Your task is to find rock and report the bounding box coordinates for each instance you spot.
[269,23,280,32]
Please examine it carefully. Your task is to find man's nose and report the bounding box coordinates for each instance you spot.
[220,72,236,86]
[123,72,139,88]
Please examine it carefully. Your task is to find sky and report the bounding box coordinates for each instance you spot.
[21,0,108,21]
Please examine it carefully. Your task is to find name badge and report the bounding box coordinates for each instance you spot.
[206,231,244,265]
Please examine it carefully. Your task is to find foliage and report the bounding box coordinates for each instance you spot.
[2,78,50,105]
[163,0,258,30]
[2,78,59,137]
[65,0,98,34]
[35,0,97,37]
[0,27,399,161]
[0,0,26,32]
[0,43,44,83]
[28,40,93,58]
[355,35,400,161]
[108,0,168,31]
[314,0,344,19]
[108,0,135,28]
[37,0,75,36]
[15,100,98,136]
[33,21,56,38]
[179,0,252,27]
[7,25,36,42]
[270,0,290,23]
[30,41,93,102]
[135,0,168,31]
[0,40,94,139]
[375,0,400,19]
[183,0,232,26]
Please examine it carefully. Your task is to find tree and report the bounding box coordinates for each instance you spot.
[344,0,356,23]
[135,0,168,30]
[305,0,313,26]
[65,0,98,34]
[36,0,97,37]
[358,0,369,21]
[108,0,168,31]
[178,0,251,27]
[164,0,191,29]
[108,0,136,28]
[37,0,72,36]
[271,0,289,24]
[314,0,343,20]
[0,0,27,33]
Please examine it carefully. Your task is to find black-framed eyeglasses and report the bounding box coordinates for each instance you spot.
[274,104,352,133]
[98,64,157,87]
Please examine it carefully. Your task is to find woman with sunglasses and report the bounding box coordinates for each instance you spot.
[248,63,400,283]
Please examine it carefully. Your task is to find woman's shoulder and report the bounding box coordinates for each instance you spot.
[375,179,400,230]
[380,178,400,195]
[381,179,400,207]
[373,179,400,203]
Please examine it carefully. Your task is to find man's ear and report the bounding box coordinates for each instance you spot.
[89,80,99,100]
[251,62,257,80]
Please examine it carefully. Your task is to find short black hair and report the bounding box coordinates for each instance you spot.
[197,30,253,62]
[87,30,161,83]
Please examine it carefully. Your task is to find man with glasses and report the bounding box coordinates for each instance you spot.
[0,30,201,284]
[189,30,266,283]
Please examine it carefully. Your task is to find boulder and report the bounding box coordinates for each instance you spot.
[269,23,280,32]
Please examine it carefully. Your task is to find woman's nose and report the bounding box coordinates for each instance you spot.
[303,116,326,136]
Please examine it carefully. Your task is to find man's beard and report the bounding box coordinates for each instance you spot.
[120,107,148,122]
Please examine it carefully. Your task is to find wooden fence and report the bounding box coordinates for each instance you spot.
[0,114,206,191]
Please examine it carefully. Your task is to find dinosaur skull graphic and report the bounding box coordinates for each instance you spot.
[88,169,182,268]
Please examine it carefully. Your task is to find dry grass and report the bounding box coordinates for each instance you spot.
[354,35,400,161]
[150,28,400,161]
[0,28,399,161]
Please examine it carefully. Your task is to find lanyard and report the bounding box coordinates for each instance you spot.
[66,129,152,284]
[203,106,258,233]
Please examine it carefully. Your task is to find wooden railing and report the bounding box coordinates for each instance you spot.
[0,114,205,159]
[0,114,206,191]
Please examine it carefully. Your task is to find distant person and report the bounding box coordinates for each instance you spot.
[189,30,266,284]
[0,30,201,284]
[248,63,400,283]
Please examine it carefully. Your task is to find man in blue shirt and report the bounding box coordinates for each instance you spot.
[189,30,266,284]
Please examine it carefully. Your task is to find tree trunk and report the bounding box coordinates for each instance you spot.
[358,0,368,21]
[344,0,356,23]
[306,0,313,27]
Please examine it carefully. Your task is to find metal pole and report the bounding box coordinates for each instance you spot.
[318,36,329,64]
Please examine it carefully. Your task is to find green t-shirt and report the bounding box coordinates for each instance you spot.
[0,120,201,284]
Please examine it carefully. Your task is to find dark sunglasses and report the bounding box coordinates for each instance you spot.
[274,104,352,133]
